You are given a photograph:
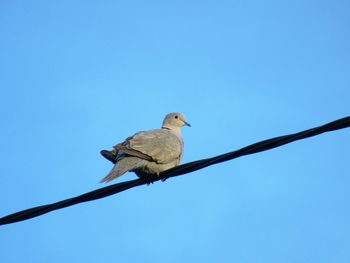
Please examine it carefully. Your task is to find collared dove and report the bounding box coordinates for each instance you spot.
[100,112,190,183]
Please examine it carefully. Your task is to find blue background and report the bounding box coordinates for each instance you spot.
[1,1,349,262]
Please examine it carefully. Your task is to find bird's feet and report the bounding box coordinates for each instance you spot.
[145,175,157,185]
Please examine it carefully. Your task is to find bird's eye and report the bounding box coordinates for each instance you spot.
[175,115,178,119]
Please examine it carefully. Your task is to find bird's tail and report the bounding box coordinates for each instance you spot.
[100,157,145,183]
[100,167,124,183]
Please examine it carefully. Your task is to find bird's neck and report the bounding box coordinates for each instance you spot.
[162,126,182,139]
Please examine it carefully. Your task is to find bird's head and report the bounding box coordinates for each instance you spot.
[162,112,191,129]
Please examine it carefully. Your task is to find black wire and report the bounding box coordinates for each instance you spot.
[1,116,349,226]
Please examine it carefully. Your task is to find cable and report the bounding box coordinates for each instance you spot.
[1,116,349,226]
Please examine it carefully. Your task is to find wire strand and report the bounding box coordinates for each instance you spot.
[1,116,349,226]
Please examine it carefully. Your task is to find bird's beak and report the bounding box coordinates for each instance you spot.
[184,121,191,127]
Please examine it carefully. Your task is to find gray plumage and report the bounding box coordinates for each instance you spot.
[100,112,190,183]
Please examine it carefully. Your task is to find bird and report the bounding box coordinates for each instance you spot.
[100,112,190,183]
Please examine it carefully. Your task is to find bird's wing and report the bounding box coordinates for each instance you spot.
[115,129,182,164]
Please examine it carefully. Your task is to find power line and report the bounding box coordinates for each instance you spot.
[1,116,349,226]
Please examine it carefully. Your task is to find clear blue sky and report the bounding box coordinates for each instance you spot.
[1,0,349,262]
